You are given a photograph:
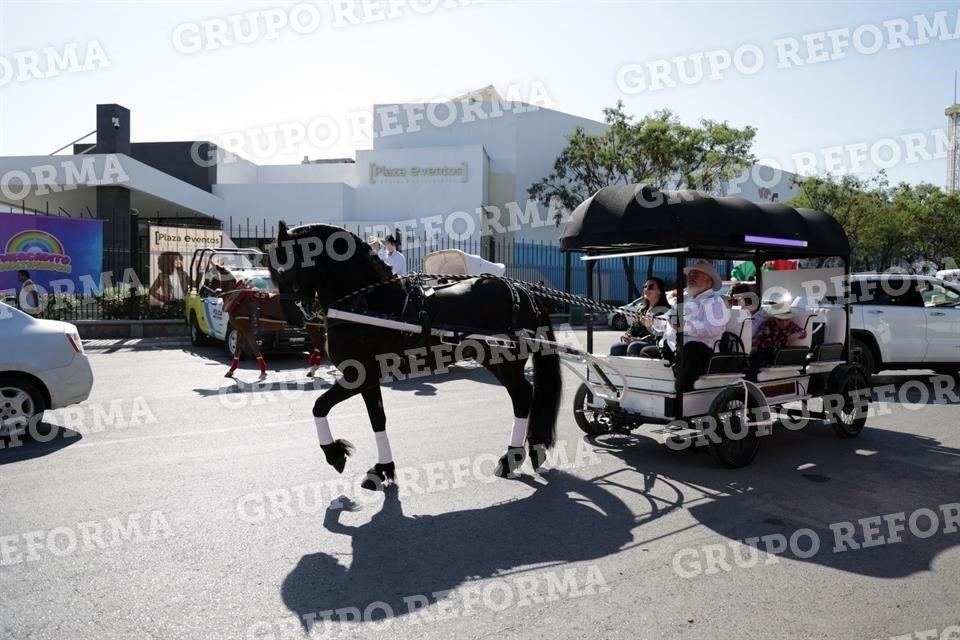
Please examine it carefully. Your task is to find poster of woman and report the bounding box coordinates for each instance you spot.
[149,251,190,303]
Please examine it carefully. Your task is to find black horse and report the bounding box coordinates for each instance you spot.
[268,221,562,490]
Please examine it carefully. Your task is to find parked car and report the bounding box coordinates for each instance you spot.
[184,248,310,355]
[0,301,94,438]
[846,273,960,378]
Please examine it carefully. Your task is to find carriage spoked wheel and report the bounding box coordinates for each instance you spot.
[826,364,870,438]
[573,383,613,436]
[707,386,763,468]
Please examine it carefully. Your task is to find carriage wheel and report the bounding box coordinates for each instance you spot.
[826,365,870,438]
[573,383,612,436]
[707,386,762,468]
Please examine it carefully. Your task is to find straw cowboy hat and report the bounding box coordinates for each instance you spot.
[761,292,795,319]
[683,259,723,291]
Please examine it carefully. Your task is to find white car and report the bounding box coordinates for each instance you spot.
[0,301,94,437]
[848,273,960,377]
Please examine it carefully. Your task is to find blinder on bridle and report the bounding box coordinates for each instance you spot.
[271,235,313,325]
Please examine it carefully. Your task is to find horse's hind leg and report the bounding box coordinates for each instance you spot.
[358,385,396,492]
[486,358,533,478]
[250,334,267,378]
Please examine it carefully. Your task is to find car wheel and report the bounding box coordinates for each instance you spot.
[190,314,208,347]
[224,325,250,360]
[611,314,628,331]
[0,377,45,438]
[851,337,876,379]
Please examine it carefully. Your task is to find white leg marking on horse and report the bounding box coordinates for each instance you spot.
[315,417,334,446]
[375,431,393,464]
[509,417,528,448]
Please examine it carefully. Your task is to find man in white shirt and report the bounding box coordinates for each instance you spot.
[642,259,729,391]
[17,270,41,316]
[383,235,407,276]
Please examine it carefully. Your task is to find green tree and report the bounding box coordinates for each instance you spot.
[529,101,757,219]
[528,101,756,297]
[789,174,960,271]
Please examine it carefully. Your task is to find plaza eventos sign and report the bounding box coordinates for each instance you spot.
[369,162,469,184]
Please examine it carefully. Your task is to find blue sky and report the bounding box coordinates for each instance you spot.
[1,0,958,186]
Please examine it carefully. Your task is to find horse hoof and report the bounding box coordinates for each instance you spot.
[306,371,314,378]
[320,439,355,474]
[224,372,234,378]
[495,447,526,478]
[360,462,396,491]
[528,442,548,472]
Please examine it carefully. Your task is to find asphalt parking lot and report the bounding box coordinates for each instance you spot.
[2,330,959,640]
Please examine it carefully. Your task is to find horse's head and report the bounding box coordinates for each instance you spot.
[268,220,395,326]
[268,221,309,327]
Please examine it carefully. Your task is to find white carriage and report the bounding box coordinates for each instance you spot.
[558,185,870,467]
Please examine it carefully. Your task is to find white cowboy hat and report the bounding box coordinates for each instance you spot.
[761,292,795,319]
[683,259,722,291]
[367,235,383,245]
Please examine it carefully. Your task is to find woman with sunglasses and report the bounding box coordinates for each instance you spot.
[610,277,669,356]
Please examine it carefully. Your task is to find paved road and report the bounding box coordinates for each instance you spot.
[2,331,960,640]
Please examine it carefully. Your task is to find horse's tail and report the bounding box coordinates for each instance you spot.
[527,313,562,451]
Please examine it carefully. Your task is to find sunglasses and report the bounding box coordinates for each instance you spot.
[643,284,658,290]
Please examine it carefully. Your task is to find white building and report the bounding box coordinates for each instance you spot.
[1,89,797,249]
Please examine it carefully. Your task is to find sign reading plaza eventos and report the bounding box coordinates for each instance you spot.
[369,162,469,184]
[0,213,103,293]
[148,225,222,303]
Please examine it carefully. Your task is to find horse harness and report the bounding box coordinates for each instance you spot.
[321,273,543,351]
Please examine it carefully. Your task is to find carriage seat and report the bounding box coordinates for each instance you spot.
[754,300,824,379]
[694,307,753,386]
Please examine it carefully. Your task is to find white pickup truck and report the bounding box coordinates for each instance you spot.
[847,273,960,378]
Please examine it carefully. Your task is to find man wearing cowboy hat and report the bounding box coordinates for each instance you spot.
[368,235,388,264]
[641,259,729,391]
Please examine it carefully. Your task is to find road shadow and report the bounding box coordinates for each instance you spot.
[870,372,960,406]
[593,412,960,579]
[0,424,83,465]
[281,470,635,631]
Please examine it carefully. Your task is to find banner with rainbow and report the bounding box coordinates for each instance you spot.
[0,214,103,294]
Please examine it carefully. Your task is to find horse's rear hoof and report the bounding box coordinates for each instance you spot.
[305,371,315,378]
[495,446,526,478]
[224,372,234,378]
[528,442,548,472]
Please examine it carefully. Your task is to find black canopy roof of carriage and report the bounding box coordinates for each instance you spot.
[559,185,850,260]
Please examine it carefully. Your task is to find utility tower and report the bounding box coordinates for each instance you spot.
[948,73,960,192]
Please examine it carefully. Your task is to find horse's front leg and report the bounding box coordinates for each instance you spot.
[313,380,363,473]
[359,385,395,491]
[225,323,244,378]
[305,323,325,378]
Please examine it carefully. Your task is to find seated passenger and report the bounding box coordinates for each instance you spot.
[751,293,807,368]
[610,277,669,356]
[639,260,728,391]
